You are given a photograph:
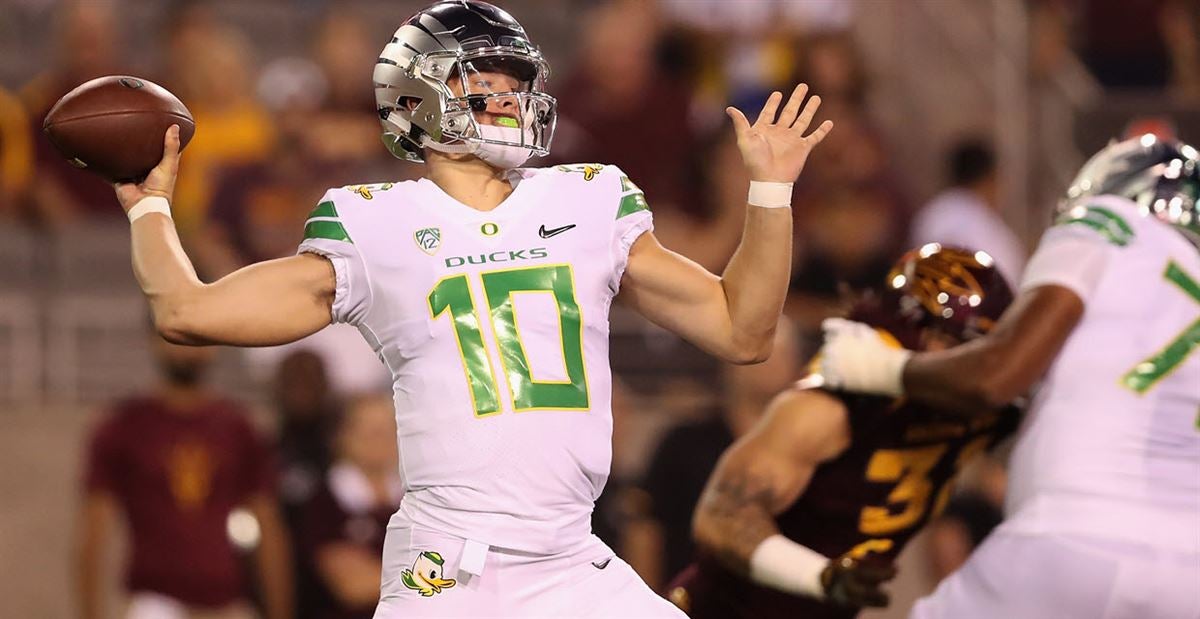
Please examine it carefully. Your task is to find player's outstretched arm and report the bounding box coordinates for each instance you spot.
[902,285,1083,410]
[621,84,832,364]
[818,285,1083,413]
[114,126,334,347]
[692,389,892,607]
[693,389,848,571]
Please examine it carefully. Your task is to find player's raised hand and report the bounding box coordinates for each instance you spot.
[114,124,182,215]
[726,83,833,183]
[821,556,897,608]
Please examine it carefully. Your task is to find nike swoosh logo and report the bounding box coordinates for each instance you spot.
[591,558,612,570]
[539,224,576,238]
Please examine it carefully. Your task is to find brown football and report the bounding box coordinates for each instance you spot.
[43,75,195,183]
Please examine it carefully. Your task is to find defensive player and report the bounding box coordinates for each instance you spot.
[111,1,832,616]
[670,245,1018,619]
[818,136,1200,617]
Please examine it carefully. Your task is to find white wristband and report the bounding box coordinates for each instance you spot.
[748,181,793,209]
[127,196,172,223]
[749,534,829,599]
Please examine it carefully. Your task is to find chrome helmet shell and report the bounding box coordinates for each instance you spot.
[373,1,556,163]
[1059,134,1200,242]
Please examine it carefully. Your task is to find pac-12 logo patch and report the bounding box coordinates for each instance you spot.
[415,227,442,255]
[401,551,457,597]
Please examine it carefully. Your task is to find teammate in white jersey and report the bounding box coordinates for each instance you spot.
[110,1,832,616]
[816,135,1200,618]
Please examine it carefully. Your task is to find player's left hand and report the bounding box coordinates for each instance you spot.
[820,556,897,608]
[817,318,912,397]
[726,83,834,183]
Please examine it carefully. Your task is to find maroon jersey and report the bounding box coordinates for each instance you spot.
[84,395,277,607]
[298,464,401,619]
[671,389,1018,619]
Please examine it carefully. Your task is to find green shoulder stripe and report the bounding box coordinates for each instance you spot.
[304,219,353,243]
[303,200,352,243]
[617,192,649,220]
[616,175,650,220]
[307,200,338,220]
[1057,204,1134,246]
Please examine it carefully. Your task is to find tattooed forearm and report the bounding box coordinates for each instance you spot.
[693,467,781,574]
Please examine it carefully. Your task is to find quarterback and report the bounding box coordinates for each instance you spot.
[112,1,831,617]
[818,135,1200,618]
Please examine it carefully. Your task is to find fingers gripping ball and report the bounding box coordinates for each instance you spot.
[43,76,194,183]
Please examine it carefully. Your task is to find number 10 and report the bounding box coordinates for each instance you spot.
[428,264,590,417]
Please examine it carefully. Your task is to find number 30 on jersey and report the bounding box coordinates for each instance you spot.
[428,264,590,417]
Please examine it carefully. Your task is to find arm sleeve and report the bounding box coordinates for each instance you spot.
[297,190,373,325]
[607,166,654,289]
[1019,222,1116,304]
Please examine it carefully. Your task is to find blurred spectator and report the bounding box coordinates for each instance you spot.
[311,10,377,115]
[790,33,903,196]
[796,31,868,110]
[194,8,410,279]
[553,0,701,218]
[786,185,900,345]
[650,126,747,271]
[925,455,1008,583]
[305,9,387,166]
[75,329,293,619]
[780,30,909,347]
[910,138,1026,286]
[659,0,852,35]
[1032,0,1199,101]
[274,350,341,529]
[623,319,801,591]
[0,85,33,218]
[192,58,337,279]
[297,393,401,619]
[21,0,124,226]
[165,9,275,235]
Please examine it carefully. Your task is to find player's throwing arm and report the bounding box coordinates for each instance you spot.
[114,126,338,347]
[619,85,833,363]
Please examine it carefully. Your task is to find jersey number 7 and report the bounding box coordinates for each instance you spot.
[428,264,589,417]
[1121,261,1200,394]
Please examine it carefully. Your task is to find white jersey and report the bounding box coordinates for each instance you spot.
[1006,194,1200,552]
[297,163,652,554]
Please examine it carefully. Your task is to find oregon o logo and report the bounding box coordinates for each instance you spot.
[481,222,500,236]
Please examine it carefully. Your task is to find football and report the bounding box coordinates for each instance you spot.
[43,75,195,183]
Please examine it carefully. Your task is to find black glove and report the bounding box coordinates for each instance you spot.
[820,556,898,608]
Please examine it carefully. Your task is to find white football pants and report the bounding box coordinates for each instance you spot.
[911,526,1200,619]
[373,519,685,618]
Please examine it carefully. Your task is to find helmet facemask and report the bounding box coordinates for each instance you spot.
[376,44,556,167]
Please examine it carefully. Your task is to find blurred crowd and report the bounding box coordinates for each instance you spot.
[0,0,1195,617]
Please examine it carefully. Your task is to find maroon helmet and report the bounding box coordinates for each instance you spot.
[849,243,1014,350]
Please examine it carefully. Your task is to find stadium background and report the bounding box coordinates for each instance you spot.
[0,0,1195,617]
